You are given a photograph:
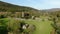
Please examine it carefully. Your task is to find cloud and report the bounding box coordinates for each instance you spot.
[43,0,60,5]
[35,0,60,9]
[50,1,60,5]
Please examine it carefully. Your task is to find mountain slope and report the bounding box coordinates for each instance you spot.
[41,8,60,12]
[0,1,39,12]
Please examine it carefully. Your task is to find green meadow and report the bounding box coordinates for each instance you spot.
[24,19,53,34]
[2,17,53,34]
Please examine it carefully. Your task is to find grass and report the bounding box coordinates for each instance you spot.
[24,19,53,34]
[0,18,53,34]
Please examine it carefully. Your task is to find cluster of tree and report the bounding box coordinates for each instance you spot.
[51,14,60,34]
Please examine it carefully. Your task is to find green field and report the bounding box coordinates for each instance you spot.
[24,18,53,34]
[0,18,53,34]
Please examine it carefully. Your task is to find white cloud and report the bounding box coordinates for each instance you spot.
[50,1,60,5]
[44,0,60,5]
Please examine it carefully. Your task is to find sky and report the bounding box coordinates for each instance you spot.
[0,0,60,10]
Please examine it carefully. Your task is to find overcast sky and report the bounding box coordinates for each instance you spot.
[0,0,60,10]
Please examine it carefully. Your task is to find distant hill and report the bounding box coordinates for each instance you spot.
[41,8,60,12]
[0,1,39,12]
[0,1,60,12]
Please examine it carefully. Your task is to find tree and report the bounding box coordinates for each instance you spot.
[51,17,60,34]
[0,19,8,34]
